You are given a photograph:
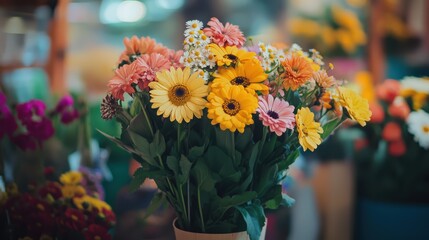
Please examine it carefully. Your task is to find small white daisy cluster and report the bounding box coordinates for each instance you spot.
[180,20,215,81]
[257,42,286,75]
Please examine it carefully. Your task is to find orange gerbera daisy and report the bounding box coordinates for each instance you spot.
[118,36,169,63]
[281,54,314,90]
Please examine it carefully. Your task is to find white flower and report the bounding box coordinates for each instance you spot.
[401,76,429,94]
[185,20,203,30]
[407,110,429,149]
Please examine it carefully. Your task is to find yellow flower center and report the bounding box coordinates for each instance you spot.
[222,99,240,116]
[36,203,45,211]
[71,215,78,221]
[169,85,190,106]
[231,76,250,87]
[423,125,429,134]
[191,23,198,28]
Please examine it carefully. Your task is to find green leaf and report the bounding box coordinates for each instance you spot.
[236,203,266,240]
[127,130,159,167]
[142,192,167,220]
[129,111,153,140]
[321,118,342,139]
[218,191,258,209]
[214,127,234,157]
[193,160,216,191]
[97,129,137,154]
[166,156,179,173]
[262,185,282,209]
[188,145,206,160]
[235,127,253,151]
[129,167,166,192]
[129,98,142,117]
[261,135,277,161]
[178,155,193,184]
[150,130,166,157]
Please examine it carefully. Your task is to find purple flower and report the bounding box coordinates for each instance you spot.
[11,134,38,151]
[26,117,55,141]
[16,99,46,124]
[60,109,79,124]
[55,95,74,113]
[55,95,79,124]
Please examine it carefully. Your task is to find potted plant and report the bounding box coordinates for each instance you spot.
[99,17,371,240]
[354,77,429,240]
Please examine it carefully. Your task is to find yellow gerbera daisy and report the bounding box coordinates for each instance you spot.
[211,59,269,95]
[296,107,323,152]
[149,67,208,123]
[207,85,258,133]
[209,43,256,67]
[73,195,112,211]
[60,171,82,185]
[61,185,86,198]
[336,87,372,126]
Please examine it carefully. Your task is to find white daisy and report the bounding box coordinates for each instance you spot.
[185,20,203,30]
[401,76,429,94]
[407,110,429,149]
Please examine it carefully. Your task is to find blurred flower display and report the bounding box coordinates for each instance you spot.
[354,77,429,203]
[0,170,115,240]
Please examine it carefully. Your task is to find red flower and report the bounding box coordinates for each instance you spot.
[369,102,385,123]
[100,208,116,227]
[39,182,63,200]
[84,224,112,240]
[382,122,402,142]
[388,101,410,120]
[376,79,401,104]
[388,140,406,157]
[63,208,86,231]
[355,138,369,151]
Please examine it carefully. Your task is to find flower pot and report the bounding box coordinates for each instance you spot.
[355,198,429,240]
[173,218,267,240]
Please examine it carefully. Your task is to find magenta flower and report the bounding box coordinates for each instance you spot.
[257,95,295,136]
[55,95,79,124]
[16,99,46,124]
[0,93,18,138]
[203,17,246,47]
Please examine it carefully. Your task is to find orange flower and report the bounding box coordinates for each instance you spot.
[313,70,336,88]
[319,92,333,109]
[281,54,314,90]
[376,79,401,104]
[369,102,385,123]
[382,122,402,142]
[118,36,169,63]
[388,140,406,157]
[388,100,410,120]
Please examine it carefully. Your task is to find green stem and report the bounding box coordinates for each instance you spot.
[231,131,235,162]
[179,184,189,226]
[197,187,205,232]
[137,97,154,137]
[177,124,181,153]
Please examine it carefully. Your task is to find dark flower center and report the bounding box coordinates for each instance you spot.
[231,76,250,87]
[169,85,190,106]
[267,110,279,119]
[222,99,240,116]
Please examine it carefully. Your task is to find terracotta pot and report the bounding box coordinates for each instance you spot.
[173,218,267,240]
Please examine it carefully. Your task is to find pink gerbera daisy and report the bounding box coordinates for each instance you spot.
[134,53,171,91]
[203,17,245,47]
[257,94,295,136]
[108,64,139,101]
[168,49,184,68]
[118,36,169,64]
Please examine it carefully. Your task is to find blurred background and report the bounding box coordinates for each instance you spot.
[0,0,428,239]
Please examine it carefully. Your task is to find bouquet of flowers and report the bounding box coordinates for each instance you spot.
[0,170,115,240]
[355,77,429,203]
[100,17,371,239]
